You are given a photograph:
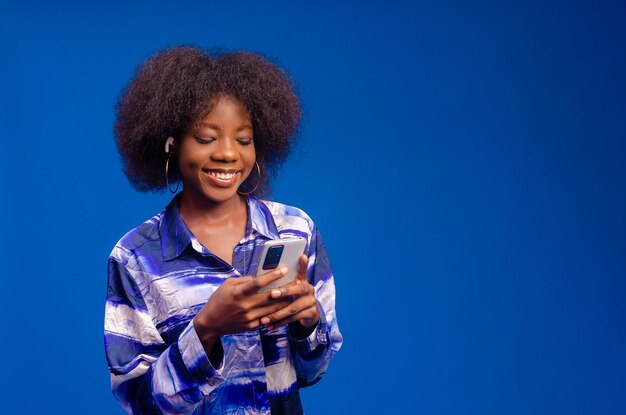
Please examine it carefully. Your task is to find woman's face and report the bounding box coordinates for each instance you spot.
[177,94,256,205]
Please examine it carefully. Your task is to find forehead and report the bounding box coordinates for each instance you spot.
[198,94,251,125]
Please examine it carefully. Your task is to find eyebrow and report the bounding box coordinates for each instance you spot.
[196,122,253,131]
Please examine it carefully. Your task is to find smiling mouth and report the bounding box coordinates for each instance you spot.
[206,170,237,180]
[202,169,241,186]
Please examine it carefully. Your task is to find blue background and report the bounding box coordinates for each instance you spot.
[1,1,625,413]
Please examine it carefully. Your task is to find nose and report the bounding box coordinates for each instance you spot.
[211,138,238,162]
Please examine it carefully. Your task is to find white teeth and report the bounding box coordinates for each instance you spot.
[208,171,236,180]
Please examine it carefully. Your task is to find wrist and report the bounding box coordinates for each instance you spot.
[193,317,221,345]
[289,319,319,340]
[193,318,225,367]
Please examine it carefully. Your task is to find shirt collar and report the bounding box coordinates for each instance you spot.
[159,194,280,262]
[247,196,280,240]
[159,194,194,262]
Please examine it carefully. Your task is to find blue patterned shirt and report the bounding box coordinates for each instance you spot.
[104,195,342,414]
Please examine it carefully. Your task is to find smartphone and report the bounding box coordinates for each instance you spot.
[255,238,307,293]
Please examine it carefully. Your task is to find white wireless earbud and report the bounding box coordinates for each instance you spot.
[165,137,174,154]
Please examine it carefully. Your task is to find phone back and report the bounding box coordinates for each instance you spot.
[256,238,307,292]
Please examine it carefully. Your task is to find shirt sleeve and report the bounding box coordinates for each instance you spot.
[104,253,225,414]
[289,226,343,386]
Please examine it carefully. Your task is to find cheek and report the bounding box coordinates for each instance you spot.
[244,153,256,178]
[176,152,203,179]
[178,145,205,167]
[245,145,257,166]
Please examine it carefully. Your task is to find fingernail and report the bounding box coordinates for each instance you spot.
[261,317,270,325]
[271,289,282,297]
[296,279,302,285]
[280,266,288,275]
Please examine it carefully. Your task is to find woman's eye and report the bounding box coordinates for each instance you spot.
[194,136,216,144]
[238,138,254,145]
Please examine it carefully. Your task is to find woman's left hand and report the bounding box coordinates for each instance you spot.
[261,254,320,333]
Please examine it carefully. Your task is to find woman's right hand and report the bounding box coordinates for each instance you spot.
[192,267,293,352]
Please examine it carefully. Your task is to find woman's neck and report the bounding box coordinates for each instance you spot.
[177,191,247,226]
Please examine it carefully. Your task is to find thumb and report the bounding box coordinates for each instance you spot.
[297,255,308,279]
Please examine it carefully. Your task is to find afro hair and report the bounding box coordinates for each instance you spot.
[114,46,302,196]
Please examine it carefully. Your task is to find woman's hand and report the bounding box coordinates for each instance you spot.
[193,267,293,348]
[261,255,320,334]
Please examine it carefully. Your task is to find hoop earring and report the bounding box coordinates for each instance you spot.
[237,162,261,195]
[165,154,180,194]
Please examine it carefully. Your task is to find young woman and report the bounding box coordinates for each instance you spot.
[104,47,342,414]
